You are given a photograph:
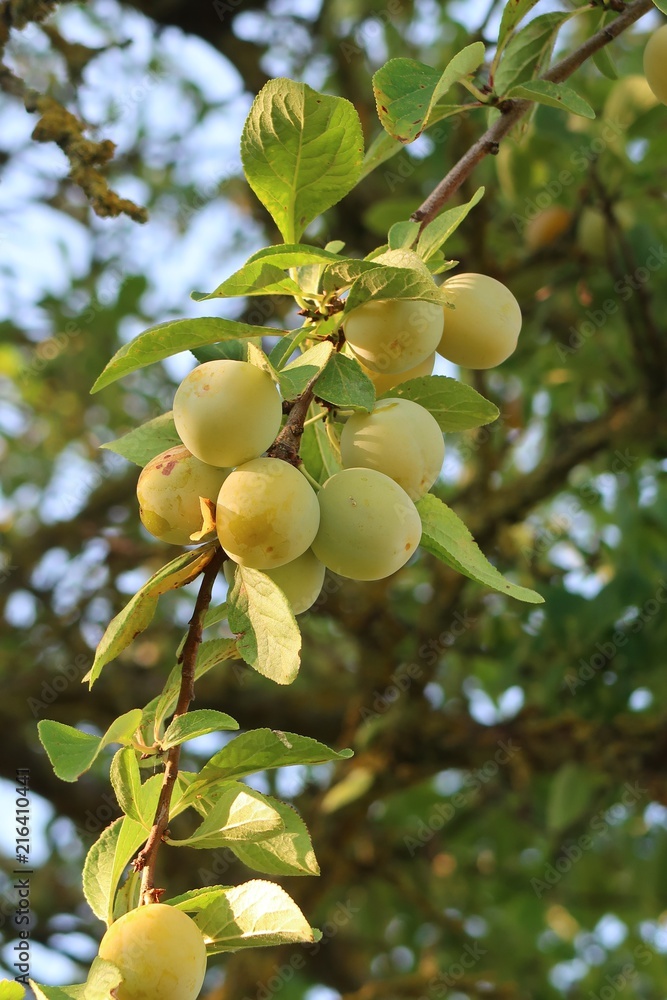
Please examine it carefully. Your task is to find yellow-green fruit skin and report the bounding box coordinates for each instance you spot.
[98,903,207,1000]
[137,445,229,545]
[224,549,325,615]
[644,25,667,106]
[311,468,422,581]
[437,272,522,370]
[345,299,444,375]
[173,360,282,468]
[524,206,572,252]
[216,458,320,570]
[577,203,634,258]
[358,352,435,394]
[340,398,444,501]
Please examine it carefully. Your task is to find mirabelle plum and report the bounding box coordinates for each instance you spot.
[173,360,282,468]
[644,25,667,106]
[216,458,319,569]
[436,272,521,370]
[603,74,658,126]
[224,548,325,615]
[524,206,572,252]
[356,352,435,394]
[345,298,444,375]
[577,203,635,258]
[340,398,443,501]
[137,445,229,545]
[311,468,421,581]
[98,903,207,1000]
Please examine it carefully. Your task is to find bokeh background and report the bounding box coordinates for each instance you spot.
[2,0,667,996]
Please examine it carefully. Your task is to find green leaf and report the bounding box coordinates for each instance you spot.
[321,766,375,814]
[494,12,569,95]
[279,341,334,400]
[652,0,667,13]
[112,869,142,920]
[192,340,248,363]
[315,353,375,412]
[246,244,347,268]
[30,987,82,1000]
[360,103,470,180]
[92,318,287,392]
[388,220,421,250]
[508,79,595,119]
[82,775,163,923]
[30,959,123,1000]
[101,411,180,467]
[496,0,541,55]
[231,798,319,877]
[110,747,144,825]
[203,602,229,628]
[268,329,306,370]
[83,959,123,1000]
[195,879,315,953]
[321,258,378,293]
[83,817,143,925]
[345,265,448,314]
[192,729,353,792]
[162,709,239,750]
[373,45,485,143]
[228,566,301,685]
[152,638,239,740]
[0,983,26,1000]
[360,129,405,179]
[417,187,485,261]
[192,267,301,301]
[241,78,364,243]
[86,546,215,686]
[168,783,284,849]
[547,763,604,832]
[416,493,544,603]
[379,375,499,432]
[300,415,342,485]
[247,342,279,382]
[592,12,618,80]
[38,710,143,783]
[166,886,232,912]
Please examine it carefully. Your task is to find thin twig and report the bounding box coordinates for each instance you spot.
[267,377,319,465]
[135,545,225,905]
[411,0,653,226]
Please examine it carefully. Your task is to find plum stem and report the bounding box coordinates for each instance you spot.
[134,544,225,905]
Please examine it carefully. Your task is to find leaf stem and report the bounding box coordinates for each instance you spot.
[135,544,225,905]
[411,0,653,228]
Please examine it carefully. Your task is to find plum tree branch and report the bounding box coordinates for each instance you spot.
[266,376,319,465]
[135,544,225,905]
[411,0,654,226]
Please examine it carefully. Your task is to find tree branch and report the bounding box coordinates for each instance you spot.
[135,544,225,905]
[411,0,654,226]
[266,379,318,465]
